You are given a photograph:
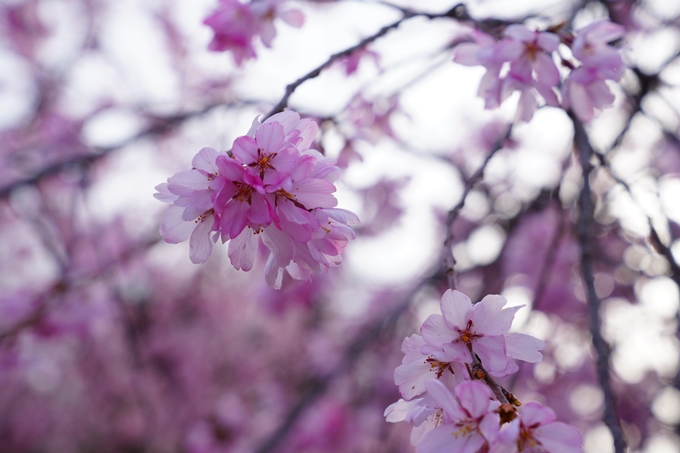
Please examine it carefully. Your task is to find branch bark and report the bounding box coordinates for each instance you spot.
[571,112,627,453]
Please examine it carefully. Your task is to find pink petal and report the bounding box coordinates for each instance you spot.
[264,254,284,289]
[537,32,560,52]
[295,118,318,150]
[228,228,257,271]
[471,295,519,335]
[160,206,194,243]
[566,79,595,122]
[420,314,458,346]
[256,121,286,154]
[504,24,534,42]
[521,402,556,426]
[232,136,259,164]
[248,192,272,225]
[265,111,300,135]
[168,170,209,194]
[473,335,512,377]
[455,381,494,419]
[220,200,249,239]
[533,422,583,453]
[154,183,177,203]
[504,332,544,362]
[189,216,215,264]
[279,8,304,27]
[192,147,220,173]
[260,21,276,47]
[441,290,472,330]
[515,89,538,123]
[261,225,295,266]
[216,155,246,182]
[533,52,560,86]
[453,43,484,66]
[534,82,559,107]
[418,425,485,453]
[292,179,337,208]
[271,147,298,174]
[424,380,466,420]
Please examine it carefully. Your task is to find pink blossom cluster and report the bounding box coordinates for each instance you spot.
[385,290,583,452]
[204,0,304,66]
[155,111,358,288]
[454,20,626,122]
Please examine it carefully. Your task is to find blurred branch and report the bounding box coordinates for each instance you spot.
[443,125,512,290]
[0,101,250,199]
[254,278,430,453]
[263,4,470,120]
[571,112,627,453]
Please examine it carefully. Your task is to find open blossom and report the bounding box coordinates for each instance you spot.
[417,380,500,453]
[155,111,358,288]
[563,20,626,121]
[420,290,544,377]
[154,147,224,264]
[490,402,583,453]
[394,334,468,401]
[454,26,560,122]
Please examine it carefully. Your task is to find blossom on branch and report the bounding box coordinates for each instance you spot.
[155,111,358,288]
[420,290,544,377]
[562,20,627,122]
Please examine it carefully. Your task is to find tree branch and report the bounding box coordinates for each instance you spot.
[571,112,627,453]
[443,125,512,290]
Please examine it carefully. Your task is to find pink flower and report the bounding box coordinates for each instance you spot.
[336,47,381,75]
[384,397,441,446]
[571,20,625,78]
[155,147,224,264]
[420,290,544,377]
[155,110,358,288]
[394,334,468,401]
[454,26,560,121]
[417,380,500,453]
[453,29,506,109]
[563,20,626,121]
[249,0,304,48]
[562,66,618,122]
[203,0,258,65]
[203,0,304,65]
[490,402,583,453]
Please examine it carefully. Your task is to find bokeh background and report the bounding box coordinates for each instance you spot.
[2,0,680,451]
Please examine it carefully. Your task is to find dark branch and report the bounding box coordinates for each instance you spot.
[443,125,512,290]
[571,112,627,453]
[263,4,469,120]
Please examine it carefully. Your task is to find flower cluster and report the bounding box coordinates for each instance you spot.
[204,0,304,66]
[155,111,358,288]
[454,20,626,122]
[385,290,583,452]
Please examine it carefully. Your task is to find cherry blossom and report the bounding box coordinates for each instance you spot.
[420,290,544,377]
[155,111,358,287]
[563,20,627,121]
[417,380,500,453]
[489,402,583,453]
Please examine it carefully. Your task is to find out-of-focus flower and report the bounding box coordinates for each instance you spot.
[204,0,303,65]
[563,20,626,121]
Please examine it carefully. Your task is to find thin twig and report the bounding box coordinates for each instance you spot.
[263,4,468,120]
[571,112,627,453]
[443,125,513,290]
[253,279,430,453]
